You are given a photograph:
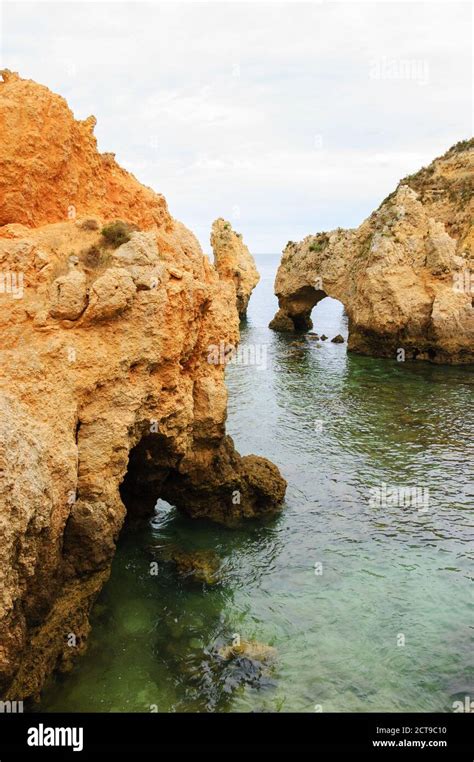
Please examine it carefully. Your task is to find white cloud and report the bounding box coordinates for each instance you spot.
[1,1,471,252]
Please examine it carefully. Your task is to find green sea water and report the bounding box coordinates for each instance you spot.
[41,254,473,713]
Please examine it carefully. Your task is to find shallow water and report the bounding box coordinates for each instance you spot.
[41,254,473,713]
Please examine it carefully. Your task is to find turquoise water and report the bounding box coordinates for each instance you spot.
[41,254,473,713]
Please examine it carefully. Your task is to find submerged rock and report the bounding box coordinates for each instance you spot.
[192,639,279,704]
[151,544,221,585]
[219,656,276,695]
[218,639,277,663]
[117,599,157,635]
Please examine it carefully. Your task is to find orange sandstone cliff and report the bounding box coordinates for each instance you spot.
[0,71,286,701]
[0,69,169,230]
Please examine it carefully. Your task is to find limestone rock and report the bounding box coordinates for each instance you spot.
[150,545,221,585]
[0,75,286,701]
[0,72,169,229]
[269,140,474,364]
[218,640,277,663]
[112,231,159,267]
[269,309,295,331]
[84,267,136,322]
[426,218,456,275]
[49,268,87,320]
[211,218,259,317]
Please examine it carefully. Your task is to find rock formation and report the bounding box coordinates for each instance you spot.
[270,140,474,364]
[0,72,285,702]
[0,70,168,230]
[148,544,222,585]
[211,218,259,317]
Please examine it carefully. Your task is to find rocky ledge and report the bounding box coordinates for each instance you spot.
[270,141,474,364]
[0,72,286,702]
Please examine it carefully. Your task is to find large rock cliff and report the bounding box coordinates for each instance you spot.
[0,71,286,702]
[270,141,474,364]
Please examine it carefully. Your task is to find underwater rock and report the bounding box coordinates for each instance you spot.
[149,544,221,585]
[212,640,278,696]
[117,599,157,635]
[219,656,276,694]
[218,639,277,663]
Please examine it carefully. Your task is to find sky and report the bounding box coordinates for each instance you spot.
[1,1,472,253]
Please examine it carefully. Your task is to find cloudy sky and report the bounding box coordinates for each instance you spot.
[1,1,472,252]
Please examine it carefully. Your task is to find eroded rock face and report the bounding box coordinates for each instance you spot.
[270,141,474,364]
[0,74,285,701]
[211,218,260,317]
[0,70,169,229]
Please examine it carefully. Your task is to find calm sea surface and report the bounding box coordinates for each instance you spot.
[41,254,473,712]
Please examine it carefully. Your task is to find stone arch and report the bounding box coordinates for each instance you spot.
[62,408,287,580]
[269,285,330,332]
[119,431,287,526]
[269,182,474,364]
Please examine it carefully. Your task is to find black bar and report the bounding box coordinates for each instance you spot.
[0,712,472,756]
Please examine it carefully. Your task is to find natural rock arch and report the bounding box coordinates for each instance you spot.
[270,141,474,364]
[270,285,339,333]
[269,229,354,337]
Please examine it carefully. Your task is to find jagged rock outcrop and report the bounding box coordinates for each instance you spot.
[0,69,169,229]
[0,73,286,702]
[270,141,474,364]
[211,218,259,317]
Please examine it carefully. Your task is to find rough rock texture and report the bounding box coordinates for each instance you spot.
[211,218,260,317]
[0,70,169,229]
[0,73,286,702]
[148,544,222,585]
[270,140,474,364]
[218,640,277,663]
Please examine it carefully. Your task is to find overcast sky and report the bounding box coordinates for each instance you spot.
[1,1,472,252]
